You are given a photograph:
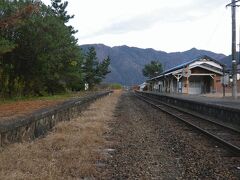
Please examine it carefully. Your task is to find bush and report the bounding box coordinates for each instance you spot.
[110,83,122,90]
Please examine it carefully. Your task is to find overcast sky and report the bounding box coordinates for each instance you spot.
[41,0,240,55]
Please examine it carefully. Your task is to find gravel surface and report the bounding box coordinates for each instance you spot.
[101,92,240,179]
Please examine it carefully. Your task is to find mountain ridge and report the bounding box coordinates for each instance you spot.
[80,44,226,85]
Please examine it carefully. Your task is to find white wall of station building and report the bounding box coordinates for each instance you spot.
[147,56,233,95]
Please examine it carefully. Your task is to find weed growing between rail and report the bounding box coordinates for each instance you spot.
[0,91,121,179]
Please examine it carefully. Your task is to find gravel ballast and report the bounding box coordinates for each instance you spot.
[101,92,240,179]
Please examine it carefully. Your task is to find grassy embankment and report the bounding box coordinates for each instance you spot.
[0,90,121,179]
[0,92,87,105]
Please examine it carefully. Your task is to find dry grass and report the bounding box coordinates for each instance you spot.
[0,91,92,122]
[0,91,121,179]
[0,100,63,122]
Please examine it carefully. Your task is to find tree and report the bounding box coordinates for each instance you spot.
[142,60,163,78]
[51,0,77,34]
[0,0,84,97]
[95,56,111,83]
[83,47,111,90]
[51,0,73,23]
[0,1,39,29]
[0,0,111,98]
[0,37,16,55]
[0,1,39,55]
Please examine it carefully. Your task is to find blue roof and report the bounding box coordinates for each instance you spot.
[149,55,223,81]
[163,55,223,74]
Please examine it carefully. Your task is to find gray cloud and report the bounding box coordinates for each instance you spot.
[98,10,196,33]
[81,0,228,38]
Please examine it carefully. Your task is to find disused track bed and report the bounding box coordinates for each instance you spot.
[134,93,240,156]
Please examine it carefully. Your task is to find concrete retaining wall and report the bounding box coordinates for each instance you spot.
[136,91,240,127]
[0,91,112,147]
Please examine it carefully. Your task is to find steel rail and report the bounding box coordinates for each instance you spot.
[134,93,240,156]
[138,93,240,134]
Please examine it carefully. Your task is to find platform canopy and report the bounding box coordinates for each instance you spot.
[149,55,224,81]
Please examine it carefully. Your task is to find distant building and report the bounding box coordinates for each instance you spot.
[139,82,149,91]
[147,55,237,95]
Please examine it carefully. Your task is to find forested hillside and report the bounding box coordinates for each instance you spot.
[80,44,226,85]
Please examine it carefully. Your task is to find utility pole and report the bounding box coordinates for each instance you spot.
[232,0,238,99]
[238,26,240,82]
[227,0,239,99]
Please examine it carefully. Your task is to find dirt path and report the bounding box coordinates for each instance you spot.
[101,92,240,179]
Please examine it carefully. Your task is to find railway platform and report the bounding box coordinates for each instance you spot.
[161,92,240,110]
[136,91,240,129]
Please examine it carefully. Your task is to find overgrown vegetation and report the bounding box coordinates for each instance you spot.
[0,0,110,98]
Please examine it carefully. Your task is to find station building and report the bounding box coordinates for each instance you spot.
[147,55,229,95]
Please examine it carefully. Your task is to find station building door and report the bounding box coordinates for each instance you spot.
[188,76,213,94]
[189,77,202,94]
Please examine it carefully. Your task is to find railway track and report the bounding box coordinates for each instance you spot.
[135,92,240,156]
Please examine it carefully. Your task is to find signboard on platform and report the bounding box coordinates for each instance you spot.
[182,68,191,77]
[221,75,229,85]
